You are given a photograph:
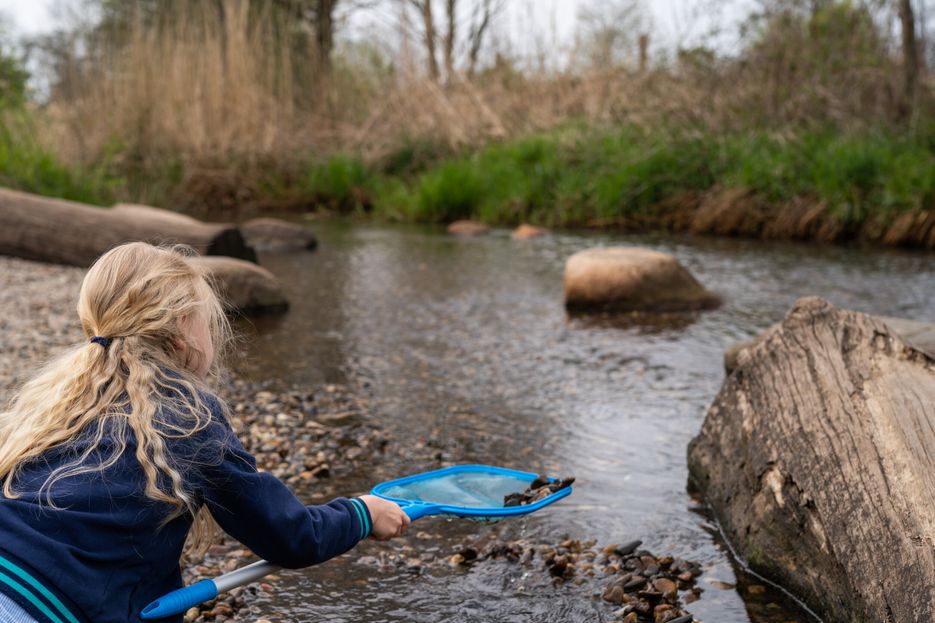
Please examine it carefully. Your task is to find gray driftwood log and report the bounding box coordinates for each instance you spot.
[240,217,318,252]
[0,189,255,266]
[689,297,935,622]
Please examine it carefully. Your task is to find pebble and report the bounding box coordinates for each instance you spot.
[445,534,702,622]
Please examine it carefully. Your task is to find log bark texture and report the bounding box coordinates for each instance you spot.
[689,297,935,622]
[0,189,255,266]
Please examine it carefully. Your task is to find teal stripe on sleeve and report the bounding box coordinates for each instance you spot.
[361,501,372,537]
[357,499,371,537]
[350,499,370,539]
[0,568,65,623]
[0,555,81,623]
[348,499,364,539]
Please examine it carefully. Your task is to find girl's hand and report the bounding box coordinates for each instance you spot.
[358,495,410,540]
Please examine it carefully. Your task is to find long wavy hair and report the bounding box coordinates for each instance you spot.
[0,242,233,552]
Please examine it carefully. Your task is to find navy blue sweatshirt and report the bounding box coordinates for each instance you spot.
[0,389,372,623]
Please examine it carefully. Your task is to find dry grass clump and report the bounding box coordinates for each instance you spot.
[40,0,925,174]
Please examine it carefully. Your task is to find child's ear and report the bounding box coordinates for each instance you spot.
[172,314,190,352]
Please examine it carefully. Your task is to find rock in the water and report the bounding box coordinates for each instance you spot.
[689,297,935,622]
[563,247,721,312]
[511,224,549,240]
[447,220,490,236]
[240,218,318,252]
[189,256,288,313]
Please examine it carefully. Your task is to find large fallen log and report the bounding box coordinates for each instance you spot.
[0,189,255,266]
[688,297,935,622]
[723,315,935,373]
[189,256,288,314]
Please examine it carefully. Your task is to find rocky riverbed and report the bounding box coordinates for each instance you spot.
[0,255,712,623]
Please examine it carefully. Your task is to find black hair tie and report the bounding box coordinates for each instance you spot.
[90,336,112,349]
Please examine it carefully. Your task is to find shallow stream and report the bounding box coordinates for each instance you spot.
[233,221,934,623]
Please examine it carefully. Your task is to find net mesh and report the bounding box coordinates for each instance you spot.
[381,472,533,508]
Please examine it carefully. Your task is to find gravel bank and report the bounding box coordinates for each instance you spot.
[0,256,86,402]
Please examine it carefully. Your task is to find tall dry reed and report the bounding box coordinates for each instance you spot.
[37,0,926,184]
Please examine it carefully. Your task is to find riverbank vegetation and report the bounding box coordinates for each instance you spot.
[1,0,934,246]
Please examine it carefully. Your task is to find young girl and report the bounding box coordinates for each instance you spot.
[0,242,409,623]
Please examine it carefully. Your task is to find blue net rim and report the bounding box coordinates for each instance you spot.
[370,464,573,517]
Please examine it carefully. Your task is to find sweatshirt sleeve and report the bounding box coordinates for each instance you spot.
[186,394,372,569]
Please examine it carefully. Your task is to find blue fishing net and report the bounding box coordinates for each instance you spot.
[381,471,533,508]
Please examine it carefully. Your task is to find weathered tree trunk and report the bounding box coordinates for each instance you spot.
[0,188,255,267]
[444,0,457,81]
[314,0,337,78]
[689,297,935,622]
[899,0,919,117]
[413,0,440,81]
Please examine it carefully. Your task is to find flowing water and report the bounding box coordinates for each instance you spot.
[232,221,935,623]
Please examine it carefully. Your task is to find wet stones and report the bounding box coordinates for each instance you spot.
[563,247,721,313]
[219,380,386,487]
[503,474,575,506]
[511,224,549,240]
[592,544,702,622]
[447,534,703,622]
[447,220,490,236]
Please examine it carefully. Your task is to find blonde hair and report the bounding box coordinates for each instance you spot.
[0,242,232,552]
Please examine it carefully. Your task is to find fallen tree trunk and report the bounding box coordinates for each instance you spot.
[0,189,255,266]
[689,297,935,622]
[723,315,935,373]
[189,256,288,314]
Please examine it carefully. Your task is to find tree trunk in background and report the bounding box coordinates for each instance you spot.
[315,0,337,78]
[638,33,649,72]
[444,0,457,81]
[467,0,494,77]
[899,0,919,117]
[689,297,935,623]
[412,0,440,81]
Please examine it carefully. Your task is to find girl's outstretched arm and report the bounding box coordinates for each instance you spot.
[188,394,390,569]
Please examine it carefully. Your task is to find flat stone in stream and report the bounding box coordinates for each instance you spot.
[564,247,721,313]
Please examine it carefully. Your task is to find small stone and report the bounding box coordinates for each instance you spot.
[602,585,626,605]
[653,578,678,600]
[747,584,767,595]
[615,540,643,557]
[447,220,490,236]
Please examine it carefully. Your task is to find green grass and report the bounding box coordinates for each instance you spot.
[1,103,933,234]
[365,126,935,227]
[0,112,118,205]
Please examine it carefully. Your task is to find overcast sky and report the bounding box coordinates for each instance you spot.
[0,0,753,57]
